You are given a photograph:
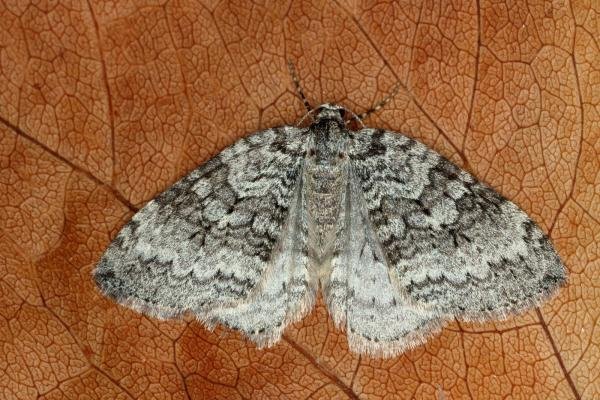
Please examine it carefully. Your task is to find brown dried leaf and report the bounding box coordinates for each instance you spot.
[1,1,598,399]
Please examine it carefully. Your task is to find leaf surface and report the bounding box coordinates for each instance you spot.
[1,1,598,399]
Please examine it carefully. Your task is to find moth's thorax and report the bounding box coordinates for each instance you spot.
[305,108,349,264]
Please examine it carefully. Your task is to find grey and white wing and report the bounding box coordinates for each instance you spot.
[322,166,441,357]
[205,169,314,346]
[94,126,314,346]
[348,129,566,320]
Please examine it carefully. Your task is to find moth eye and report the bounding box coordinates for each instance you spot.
[338,109,346,119]
[308,149,316,156]
[338,152,346,159]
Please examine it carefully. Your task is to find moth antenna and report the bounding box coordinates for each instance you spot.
[358,81,402,120]
[295,108,318,127]
[287,60,312,113]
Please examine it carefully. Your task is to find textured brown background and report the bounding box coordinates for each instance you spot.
[1,0,599,399]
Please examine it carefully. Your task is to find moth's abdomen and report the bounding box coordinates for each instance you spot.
[306,164,347,262]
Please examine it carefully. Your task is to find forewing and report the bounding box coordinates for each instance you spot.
[205,171,316,347]
[94,126,308,323]
[348,129,566,319]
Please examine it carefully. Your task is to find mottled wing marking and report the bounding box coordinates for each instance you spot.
[95,117,567,357]
[348,129,566,319]
[94,127,310,330]
[205,172,315,346]
[323,166,441,357]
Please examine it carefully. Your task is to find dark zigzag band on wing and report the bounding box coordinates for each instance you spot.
[94,126,307,319]
[348,128,566,319]
[404,218,565,319]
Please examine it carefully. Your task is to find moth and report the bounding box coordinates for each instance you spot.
[94,82,566,358]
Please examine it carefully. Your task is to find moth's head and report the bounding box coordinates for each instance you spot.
[314,103,347,125]
[307,104,349,166]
